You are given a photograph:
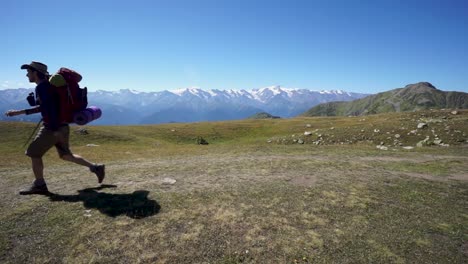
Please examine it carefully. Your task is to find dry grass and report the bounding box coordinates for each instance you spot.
[0,110,467,263]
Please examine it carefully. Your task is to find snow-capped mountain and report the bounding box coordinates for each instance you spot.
[0,86,369,124]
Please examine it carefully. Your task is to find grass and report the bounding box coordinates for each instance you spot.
[0,109,467,263]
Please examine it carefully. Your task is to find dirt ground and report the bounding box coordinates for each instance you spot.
[3,146,466,197]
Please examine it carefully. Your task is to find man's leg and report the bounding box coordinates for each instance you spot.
[60,153,106,183]
[19,157,48,195]
[56,125,105,183]
[60,153,93,167]
[20,126,52,195]
[31,157,44,181]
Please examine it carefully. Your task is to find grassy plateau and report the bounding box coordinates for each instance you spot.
[0,110,467,263]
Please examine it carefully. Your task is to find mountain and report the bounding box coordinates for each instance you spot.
[0,88,41,123]
[247,112,281,119]
[0,86,368,124]
[301,82,468,117]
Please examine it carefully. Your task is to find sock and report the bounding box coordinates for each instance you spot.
[34,178,46,186]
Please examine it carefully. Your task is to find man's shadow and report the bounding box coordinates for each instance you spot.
[47,185,161,219]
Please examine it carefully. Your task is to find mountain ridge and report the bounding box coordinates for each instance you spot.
[1,86,368,124]
[301,82,468,117]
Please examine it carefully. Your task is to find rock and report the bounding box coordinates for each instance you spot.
[162,178,176,185]
[374,129,380,133]
[376,145,388,150]
[403,146,414,150]
[451,110,458,115]
[298,139,304,144]
[434,139,443,145]
[86,144,99,147]
[417,137,432,147]
[304,131,312,136]
[395,134,401,138]
[197,137,209,145]
[417,123,428,129]
[76,128,88,135]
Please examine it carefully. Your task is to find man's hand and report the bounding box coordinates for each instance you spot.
[4,110,24,117]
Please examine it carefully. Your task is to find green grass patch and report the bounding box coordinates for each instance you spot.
[373,159,465,177]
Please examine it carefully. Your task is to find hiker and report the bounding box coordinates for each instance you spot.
[4,61,105,195]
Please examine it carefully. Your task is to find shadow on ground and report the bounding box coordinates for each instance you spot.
[47,185,161,219]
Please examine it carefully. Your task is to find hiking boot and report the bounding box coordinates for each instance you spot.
[91,164,105,183]
[19,184,49,195]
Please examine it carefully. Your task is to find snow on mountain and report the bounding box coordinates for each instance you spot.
[115,88,143,94]
[171,87,199,96]
[0,86,369,124]
[94,85,355,103]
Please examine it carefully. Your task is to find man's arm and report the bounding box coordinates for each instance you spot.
[4,106,40,117]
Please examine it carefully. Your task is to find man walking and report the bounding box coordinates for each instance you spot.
[5,61,105,195]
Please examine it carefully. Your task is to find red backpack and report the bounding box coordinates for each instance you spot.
[49,68,88,123]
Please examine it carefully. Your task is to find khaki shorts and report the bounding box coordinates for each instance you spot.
[26,125,73,158]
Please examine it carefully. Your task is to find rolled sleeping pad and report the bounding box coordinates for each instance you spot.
[88,106,102,120]
[73,106,103,125]
[73,109,94,125]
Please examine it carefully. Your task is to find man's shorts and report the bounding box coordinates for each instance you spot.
[26,125,73,158]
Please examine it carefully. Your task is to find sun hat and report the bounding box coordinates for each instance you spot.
[21,61,49,76]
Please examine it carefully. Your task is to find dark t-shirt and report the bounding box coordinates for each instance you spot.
[26,80,60,130]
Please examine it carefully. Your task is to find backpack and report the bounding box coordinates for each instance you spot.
[49,68,88,124]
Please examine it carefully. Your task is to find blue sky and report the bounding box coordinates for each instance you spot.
[1,0,467,93]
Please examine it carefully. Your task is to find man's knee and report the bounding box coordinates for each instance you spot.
[60,153,73,161]
[25,146,46,158]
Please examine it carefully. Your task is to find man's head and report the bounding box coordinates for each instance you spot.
[21,61,49,83]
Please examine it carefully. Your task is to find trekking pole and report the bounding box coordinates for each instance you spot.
[23,119,43,148]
